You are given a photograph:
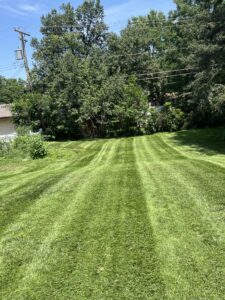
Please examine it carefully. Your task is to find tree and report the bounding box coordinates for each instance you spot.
[75,0,108,55]
[0,77,25,104]
[27,1,109,138]
[80,75,148,137]
[107,12,166,98]
[13,0,225,139]
[174,0,225,125]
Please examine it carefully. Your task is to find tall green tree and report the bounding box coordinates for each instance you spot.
[174,0,225,125]
[28,1,109,138]
[107,12,166,98]
[31,1,108,91]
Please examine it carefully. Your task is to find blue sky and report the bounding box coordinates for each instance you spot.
[0,0,175,79]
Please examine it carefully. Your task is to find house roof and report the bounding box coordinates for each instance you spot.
[0,104,13,119]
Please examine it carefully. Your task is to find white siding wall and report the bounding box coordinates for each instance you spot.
[0,118,16,136]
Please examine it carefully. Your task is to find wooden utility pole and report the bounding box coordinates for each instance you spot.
[14,28,32,90]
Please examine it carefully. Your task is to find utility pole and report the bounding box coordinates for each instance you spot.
[14,28,32,90]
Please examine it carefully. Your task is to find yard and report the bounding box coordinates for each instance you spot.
[0,128,225,299]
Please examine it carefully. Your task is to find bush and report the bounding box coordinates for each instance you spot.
[145,108,160,134]
[0,139,12,157]
[13,135,47,159]
[13,135,31,155]
[159,103,185,132]
[29,135,48,159]
[16,125,31,136]
[146,103,185,134]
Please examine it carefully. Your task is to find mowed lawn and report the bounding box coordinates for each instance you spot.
[0,128,225,299]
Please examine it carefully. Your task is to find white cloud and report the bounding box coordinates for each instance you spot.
[0,3,27,16]
[0,1,43,16]
[18,4,40,13]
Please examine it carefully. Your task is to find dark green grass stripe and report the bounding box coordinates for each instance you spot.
[0,161,69,191]
[169,158,225,206]
[0,169,73,235]
[0,161,50,181]
[143,134,185,161]
[156,135,187,159]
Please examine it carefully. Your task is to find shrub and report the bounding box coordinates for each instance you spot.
[145,103,185,134]
[13,135,31,155]
[145,108,160,134]
[0,139,12,157]
[29,135,48,159]
[16,125,31,136]
[164,103,185,131]
[13,135,47,160]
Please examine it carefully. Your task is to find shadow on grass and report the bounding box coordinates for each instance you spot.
[169,128,225,156]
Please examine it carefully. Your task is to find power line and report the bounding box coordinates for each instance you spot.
[25,22,195,30]
[137,72,197,81]
[0,63,16,67]
[12,63,24,78]
[108,44,224,59]
[4,18,219,34]
[0,67,19,74]
[0,65,18,72]
[0,63,17,70]
[118,67,198,80]
[122,17,191,23]
[0,61,24,74]
[137,67,199,77]
[0,13,220,36]
[106,47,190,58]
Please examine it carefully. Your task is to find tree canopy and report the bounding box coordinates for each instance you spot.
[0,77,25,104]
[9,0,225,139]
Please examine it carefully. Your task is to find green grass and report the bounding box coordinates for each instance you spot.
[0,128,225,299]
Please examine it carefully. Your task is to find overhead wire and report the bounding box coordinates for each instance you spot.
[0,16,219,36]
[0,66,18,72]
[137,67,199,77]
[105,47,191,59]
[0,15,219,80]
[12,63,25,78]
[137,72,197,81]
[0,63,17,69]
[0,62,24,76]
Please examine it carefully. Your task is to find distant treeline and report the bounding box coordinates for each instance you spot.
[1,0,225,139]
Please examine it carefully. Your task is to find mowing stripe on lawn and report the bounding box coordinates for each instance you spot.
[0,138,165,300]
[0,129,225,299]
[134,135,225,299]
[0,139,111,295]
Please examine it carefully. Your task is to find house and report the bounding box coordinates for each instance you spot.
[0,104,16,138]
